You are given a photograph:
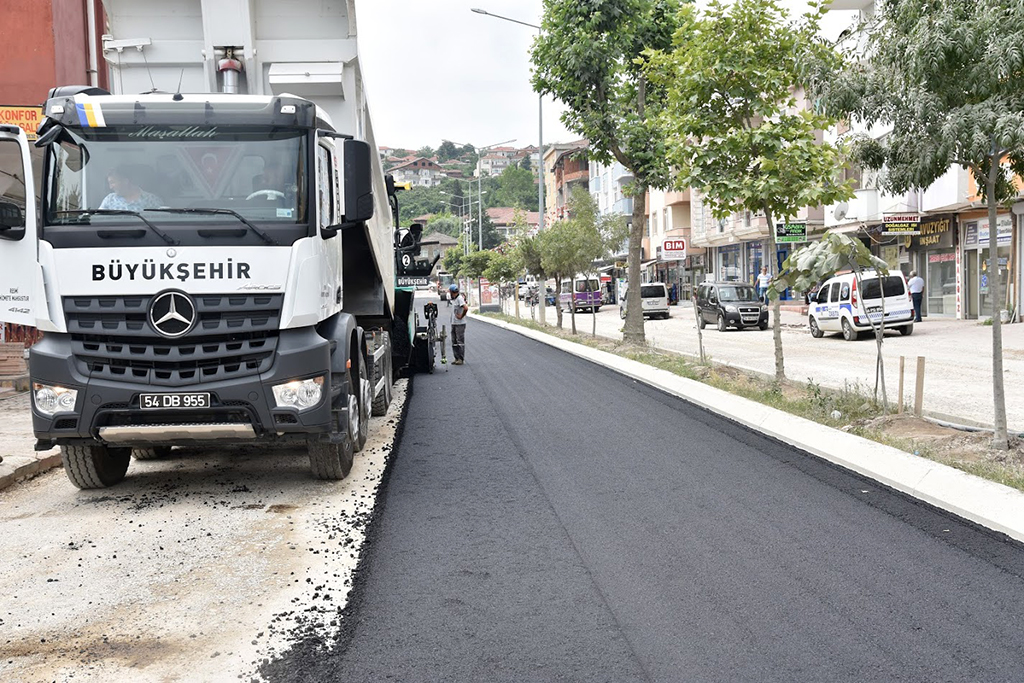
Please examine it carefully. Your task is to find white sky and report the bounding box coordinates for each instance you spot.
[355,1,857,151]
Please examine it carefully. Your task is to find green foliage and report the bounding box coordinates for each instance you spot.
[437,140,459,162]
[442,245,464,276]
[816,0,1024,202]
[648,0,854,222]
[770,231,887,299]
[425,214,463,239]
[416,145,435,159]
[484,250,523,286]
[397,186,446,225]
[461,250,495,279]
[532,0,680,192]
[492,165,539,211]
[518,235,545,280]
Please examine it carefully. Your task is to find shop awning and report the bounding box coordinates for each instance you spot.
[641,260,657,269]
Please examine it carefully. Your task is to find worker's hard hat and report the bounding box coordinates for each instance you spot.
[449,284,459,293]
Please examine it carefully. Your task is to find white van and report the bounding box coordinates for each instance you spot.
[808,271,914,341]
[619,282,670,319]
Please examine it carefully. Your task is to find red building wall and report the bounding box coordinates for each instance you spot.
[0,0,94,106]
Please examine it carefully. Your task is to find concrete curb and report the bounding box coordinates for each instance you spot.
[0,451,62,492]
[475,315,1024,544]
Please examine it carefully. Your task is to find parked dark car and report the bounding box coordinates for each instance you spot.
[695,281,768,331]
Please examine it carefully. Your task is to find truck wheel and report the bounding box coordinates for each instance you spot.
[61,444,131,489]
[371,333,393,416]
[131,447,172,460]
[308,436,353,480]
[900,323,914,336]
[717,314,727,332]
[842,318,858,341]
[698,313,706,330]
[809,317,823,338]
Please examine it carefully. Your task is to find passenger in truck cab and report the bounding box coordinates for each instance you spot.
[99,166,163,211]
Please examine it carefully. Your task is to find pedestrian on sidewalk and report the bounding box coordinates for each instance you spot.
[908,270,924,322]
[756,266,772,304]
[449,284,468,365]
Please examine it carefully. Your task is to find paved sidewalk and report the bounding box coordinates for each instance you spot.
[500,298,1024,432]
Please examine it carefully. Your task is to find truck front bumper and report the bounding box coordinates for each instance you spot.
[30,328,335,447]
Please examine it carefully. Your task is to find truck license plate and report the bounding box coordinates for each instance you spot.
[140,393,210,410]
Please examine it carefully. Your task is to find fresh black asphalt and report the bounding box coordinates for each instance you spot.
[267,319,1024,682]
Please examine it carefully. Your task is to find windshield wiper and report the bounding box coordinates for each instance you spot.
[54,209,177,245]
[146,208,278,246]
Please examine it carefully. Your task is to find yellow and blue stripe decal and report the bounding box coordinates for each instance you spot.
[75,100,106,128]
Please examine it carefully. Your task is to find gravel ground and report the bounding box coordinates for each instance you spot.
[0,381,408,683]
[506,300,1024,430]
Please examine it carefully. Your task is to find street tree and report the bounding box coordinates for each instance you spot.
[423,214,462,240]
[647,0,853,383]
[442,243,464,277]
[772,232,893,410]
[815,0,1024,448]
[532,0,681,344]
[460,250,495,306]
[564,186,618,335]
[517,235,547,324]
[484,249,524,316]
[539,190,604,334]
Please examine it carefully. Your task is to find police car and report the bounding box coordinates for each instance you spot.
[808,271,915,341]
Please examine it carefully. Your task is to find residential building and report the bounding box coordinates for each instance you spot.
[543,140,589,224]
[824,0,1022,320]
[487,207,540,241]
[419,231,459,276]
[388,157,447,187]
[477,153,513,177]
[646,188,705,299]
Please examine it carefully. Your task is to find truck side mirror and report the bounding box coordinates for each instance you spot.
[342,139,374,225]
[0,200,25,241]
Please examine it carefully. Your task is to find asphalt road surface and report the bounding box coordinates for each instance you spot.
[503,299,1024,430]
[267,319,1024,682]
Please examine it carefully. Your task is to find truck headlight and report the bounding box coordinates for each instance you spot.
[725,305,738,313]
[34,383,79,416]
[272,376,325,410]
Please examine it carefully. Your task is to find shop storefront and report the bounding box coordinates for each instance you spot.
[962,213,1013,320]
[717,244,743,281]
[911,215,956,318]
[745,241,764,285]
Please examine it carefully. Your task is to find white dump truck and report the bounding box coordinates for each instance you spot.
[0,0,418,487]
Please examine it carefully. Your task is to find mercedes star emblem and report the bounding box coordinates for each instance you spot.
[149,290,197,338]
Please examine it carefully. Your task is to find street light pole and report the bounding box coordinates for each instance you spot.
[472,7,546,322]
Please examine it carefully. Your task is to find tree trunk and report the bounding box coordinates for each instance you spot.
[852,263,888,412]
[555,276,564,329]
[514,282,521,319]
[763,203,785,382]
[693,293,706,363]
[986,153,1009,449]
[624,184,647,344]
[570,295,577,334]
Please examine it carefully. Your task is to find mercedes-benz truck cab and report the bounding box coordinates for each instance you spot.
[0,88,397,488]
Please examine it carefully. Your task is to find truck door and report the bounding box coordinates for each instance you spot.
[0,126,39,325]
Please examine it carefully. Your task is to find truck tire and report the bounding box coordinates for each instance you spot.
[308,436,353,480]
[131,447,172,460]
[61,444,131,489]
[809,316,823,338]
[371,333,393,416]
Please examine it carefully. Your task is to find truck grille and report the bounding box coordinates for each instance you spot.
[64,295,282,387]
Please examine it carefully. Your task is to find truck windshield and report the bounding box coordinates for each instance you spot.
[718,285,757,301]
[45,125,307,227]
